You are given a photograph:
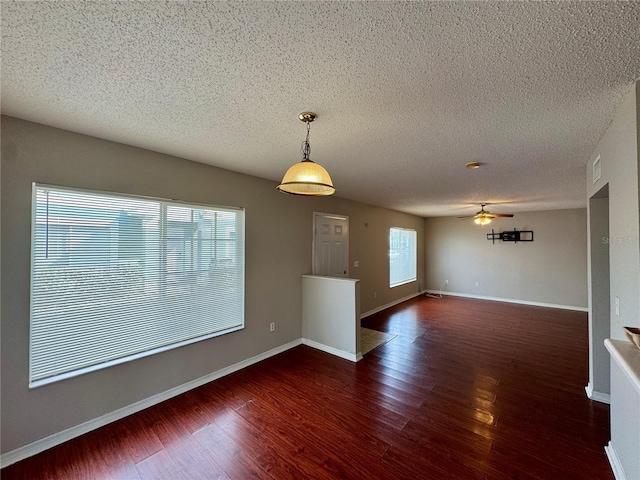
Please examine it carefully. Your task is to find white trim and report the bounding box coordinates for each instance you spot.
[302,274,359,284]
[0,339,302,469]
[361,291,423,319]
[585,383,611,404]
[301,338,362,362]
[425,290,588,312]
[605,441,627,480]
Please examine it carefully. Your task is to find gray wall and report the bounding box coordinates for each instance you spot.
[586,83,639,342]
[424,209,588,309]
[585,79,639,432]
[0,116,424,453]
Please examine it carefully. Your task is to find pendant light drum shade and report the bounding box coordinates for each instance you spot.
[277,112,335,196]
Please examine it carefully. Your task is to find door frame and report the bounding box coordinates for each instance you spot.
[587,183,611,403]
[312,212,350,277]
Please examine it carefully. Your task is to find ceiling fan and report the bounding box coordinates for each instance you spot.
[458,204,514,225]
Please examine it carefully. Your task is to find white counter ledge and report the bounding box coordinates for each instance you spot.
[604,338,640,480]
[605,339,640,395]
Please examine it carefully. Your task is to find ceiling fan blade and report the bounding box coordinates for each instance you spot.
[490,213,514,218]
[457,216,475,219]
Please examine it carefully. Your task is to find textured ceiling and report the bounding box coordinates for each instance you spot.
[2,1,639,217]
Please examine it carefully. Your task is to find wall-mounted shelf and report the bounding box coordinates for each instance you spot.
[487,228,534,244]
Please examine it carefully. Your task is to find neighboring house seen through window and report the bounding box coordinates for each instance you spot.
[30,184,245,387]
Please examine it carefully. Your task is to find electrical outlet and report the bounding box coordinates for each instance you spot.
[353,260,359,267]
[445,279,449,285]
[373,292,377,298]
[475,282,480,287]
[615,297,620,316]
[269,322,276,332]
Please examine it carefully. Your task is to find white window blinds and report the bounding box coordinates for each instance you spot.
[389,227,417,288]
[30,184,245,387]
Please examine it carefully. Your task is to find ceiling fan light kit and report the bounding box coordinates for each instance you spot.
[460,203,514,226]
[474,215,492,226]
[276,112,336,196]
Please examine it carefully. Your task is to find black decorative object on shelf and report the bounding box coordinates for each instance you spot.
[487,228,534,244]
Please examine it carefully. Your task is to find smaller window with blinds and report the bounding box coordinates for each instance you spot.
[30,184,245,387]
[389,227,417,288]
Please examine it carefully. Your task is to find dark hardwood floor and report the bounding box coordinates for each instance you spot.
[2,296,613,479]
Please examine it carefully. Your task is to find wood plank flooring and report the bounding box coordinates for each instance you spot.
[2,296,613,479]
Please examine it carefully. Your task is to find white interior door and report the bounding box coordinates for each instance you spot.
[313,213,349,277]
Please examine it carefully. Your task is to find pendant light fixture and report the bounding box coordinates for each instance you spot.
[276,112,335,196]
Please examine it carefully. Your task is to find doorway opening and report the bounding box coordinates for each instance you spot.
[587,183,610,403]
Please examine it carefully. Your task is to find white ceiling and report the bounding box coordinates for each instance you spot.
[2,1,639,217]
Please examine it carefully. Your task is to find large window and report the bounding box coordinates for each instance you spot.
[30,184,244,387]
[389,227,417,288]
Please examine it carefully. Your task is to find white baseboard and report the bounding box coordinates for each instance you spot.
[301,338,362,362]
[0,339,302,469]
[605,441,627,480]
[361,291,423,319]
[425,290,588,312]
[585,383,611,404]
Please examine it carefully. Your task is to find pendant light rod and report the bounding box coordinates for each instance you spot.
[299,112,315,163]
[276,111,335,196]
